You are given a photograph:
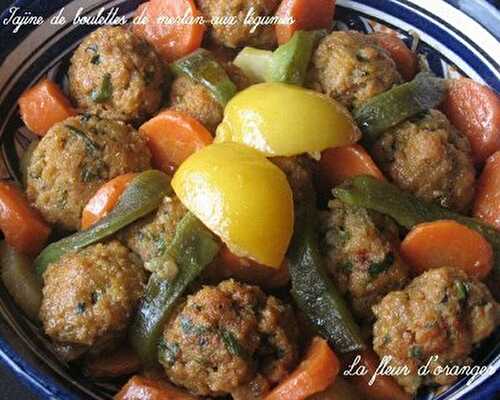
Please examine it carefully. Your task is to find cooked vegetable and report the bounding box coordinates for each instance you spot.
[264,337,340,400]
[132,0,205,62]
[171,48,236,105]
[400,220,493,279]
[216,83,360,157]
[371,33,417,81]
[442,77,500,163]
[139,109,213,173]
[353,73,446,143]
[343,350,410,400]
[172,142,294,267]
[474,151,500,229]
[18,79,76,136]
[233,47,273,83]
[34,170,171,275]
[268,30,323,85]
[333,175,500,280]
[216,246,289,289]
[129,212,220,366]
[319,144,384,189]
[90,73,113,103]
[0,182,51,255]
[275,0,335,45]
[0,241,42,321]
[115,375,197,400]
[84,347,141,378]
[81,173,138,229]
[289,200,364,353]
[308,377,364,400]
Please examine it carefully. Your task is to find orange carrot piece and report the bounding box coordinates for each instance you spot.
[275,0,336,45]
[81,173,138,229]
[371,32,417,81]
[18,79,76,136]
[139,109,213,173]
[85,348,141,378]
[474,151,500,230]
[319,144,385,190]
[133,0,206,62]
[343,350,410,400]
[0,182,51,255]
[115,375,197,400]
[400,220,493,280]
[441,78,500,163]
[215,246,289,288]
[265,337,340,400]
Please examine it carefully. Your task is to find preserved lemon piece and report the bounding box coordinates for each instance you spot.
[172,143,294,267]
[216,83,361,156]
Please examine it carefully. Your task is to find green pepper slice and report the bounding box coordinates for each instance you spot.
[130,212,220,366]
[171,49,237,106]
[34,170,172,275]
[234,47,273,83]
[289,201,365,353]
[333,175,500,280]
[353,72,446,143]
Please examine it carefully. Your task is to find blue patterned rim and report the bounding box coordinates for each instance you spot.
[0,1,499,399]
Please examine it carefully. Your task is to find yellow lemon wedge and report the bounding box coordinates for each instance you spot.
[172,142,294,268]
[215,83,361,156]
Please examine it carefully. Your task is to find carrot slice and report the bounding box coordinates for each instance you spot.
[215,246,289,288]
[139,109,213,173]
[18,79,76,136]
[400,220,493,280]
[115,375,197,400]
[441,78,500,163]
[133,0,205,62]
[371,32,417,81]
[319,144,385,190]
[81,173,138,230]
[343,350,410,400]
[0,182,51,255]
[265,337,340,400]
[474,151,500,230]
[85,347,141,378]
[275,0,336,45]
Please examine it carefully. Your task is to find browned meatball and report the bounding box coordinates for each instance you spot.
[119,195,187,278]
[159,279,299,396]
[40,241,146,353]
[308,31,401,109]
[372,109,476,212]
[321,200,410,321]
[69,26,165,123]
[170,62,250,132]
[196,0,280,49]
[26,115,151,231]
[373,267,500,394]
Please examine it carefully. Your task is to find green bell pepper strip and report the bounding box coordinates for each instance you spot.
[333,175,500,279]
[34,170,172,275]
[268,30,325,86]
[234,47,273,83]
[353,72,446,144]
[288,201,365,353]
[129,212,220,366]
[171,48,237,106]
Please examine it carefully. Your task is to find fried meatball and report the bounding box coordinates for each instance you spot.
[159,279,299,396]
[40,241,146,352]
[197,0,280,49]
[321,200,410,321]
[170,62,250,132]
[119,195,187,277]
[372,109,476,212]
[26,115,151,231]
[373,267,500,394]
[308,31,401,109]
[69,26,165,123]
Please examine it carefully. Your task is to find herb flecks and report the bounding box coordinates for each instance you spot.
[368,252,395,278]
[65,125,101,154]
[91,73,113,103]
[220,328,249,359]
